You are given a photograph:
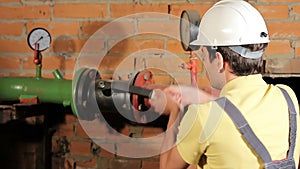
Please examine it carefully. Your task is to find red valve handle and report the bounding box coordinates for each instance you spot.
[33,43,41,65]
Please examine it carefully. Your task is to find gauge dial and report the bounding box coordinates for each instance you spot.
[27,27,51,51]
[180,10,201,51]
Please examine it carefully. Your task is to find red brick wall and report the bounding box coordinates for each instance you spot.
[0,0,300,169]
[0,1,299,77]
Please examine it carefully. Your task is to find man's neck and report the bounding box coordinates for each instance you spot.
[224,65,238,84]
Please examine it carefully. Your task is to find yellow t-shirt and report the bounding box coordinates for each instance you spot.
[176,74,300,169]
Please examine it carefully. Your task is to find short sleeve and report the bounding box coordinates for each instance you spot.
[176,104,206,165]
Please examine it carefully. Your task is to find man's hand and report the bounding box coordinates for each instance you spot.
[149,85,220,116]
[150,88,182,116]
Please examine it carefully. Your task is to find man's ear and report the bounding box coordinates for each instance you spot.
[216,52,224,73]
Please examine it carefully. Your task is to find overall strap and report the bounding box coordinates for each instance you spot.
[277,87,297,159]
[215,97,273,165]
[215,87,297,168]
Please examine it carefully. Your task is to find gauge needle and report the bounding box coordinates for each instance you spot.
[35,35,49,44]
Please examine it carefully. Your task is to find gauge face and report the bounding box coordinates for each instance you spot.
[180,10,201,51]
[180,12,191,51]
[27,27,51,51]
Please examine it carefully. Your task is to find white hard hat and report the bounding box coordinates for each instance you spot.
[190,0,269,47]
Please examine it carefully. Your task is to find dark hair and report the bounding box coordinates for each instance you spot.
[215,43,268,76]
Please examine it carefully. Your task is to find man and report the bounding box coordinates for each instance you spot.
[151,0,300,168]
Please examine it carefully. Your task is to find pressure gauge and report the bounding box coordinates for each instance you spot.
[180,10,201,51]
[27,27,51,51]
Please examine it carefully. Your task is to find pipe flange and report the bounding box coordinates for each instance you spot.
[130,70,155,123]
[73,68,101,120]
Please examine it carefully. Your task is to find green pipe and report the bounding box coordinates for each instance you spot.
[0,68,92,118]
[0,76,73,108]
[36,64,42,79]
[52,69,64,80]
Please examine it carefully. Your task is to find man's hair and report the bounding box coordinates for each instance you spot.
[215,43,268,76]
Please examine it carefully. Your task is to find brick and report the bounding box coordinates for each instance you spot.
[65,113,78,122]
[294,5,300,18]
[81,21,109,36]
[260,0,300,2]
[265,57,300,73]
[169,4,212,17]
[53,123,75,137]
[0,0,19,2]
[82,20,136,40]
[64,73,74,80]
[173,75,211,87]
[138,20,180,39]
[52,136,70,156]
[264,40,291,55]
[142,127,164,138]
[43,56,74,71]
[64,57,76,71]
[167,39,186,54]
[0,39,31,52]
[197,76,211,88]
[99,55,134,72]
[97,158,110,169]
[27,21,80,36]
[65,158,76,169]
[0,56,21,69]
[255,5,289,19]
[99,144,115,158]
[295,41,300,57]
[78,119,116,139]
[110,4,168,18]
[70,141,91,156]
[172,75,193,85]
[80,38,107,56]
[75,124,89,138]
[99,73,113,80]
[141,160,160,169]
[90,21,136,40]
[145,57,202,74]
[76,158,97,168]
[152,74,172,85]
[54,4,107,18]
[116,142,161,158]
[0,23,23,36]
[51,139,60,153]
[21,56,35,70]
[267,22,300,38]
[51,38,87,53]
[0,5,51,19]
[109,38,165,54]
[109,158,141,169]
[76,55,102,71]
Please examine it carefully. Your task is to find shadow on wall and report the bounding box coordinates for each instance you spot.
[0,104,68,169]
[51,35,76,74]
[0,120,44,169]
